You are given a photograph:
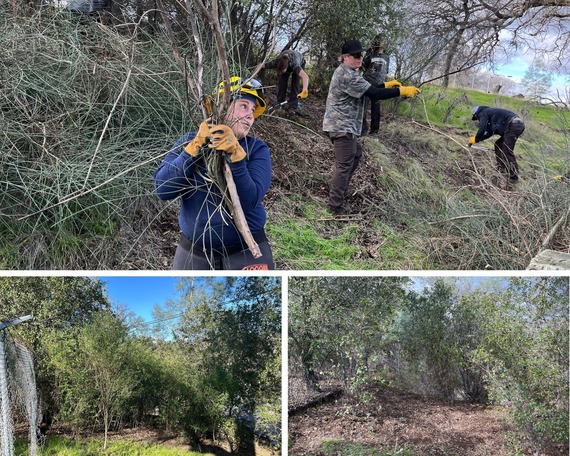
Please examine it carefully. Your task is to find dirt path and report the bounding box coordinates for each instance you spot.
[289,386,519,456]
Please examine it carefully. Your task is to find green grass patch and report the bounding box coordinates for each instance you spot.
[398,85,570,132]
[269,206,430,270]
[268,205,375,269]
[15,435,210,456]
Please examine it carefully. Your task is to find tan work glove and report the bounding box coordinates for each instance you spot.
[398,86,421,98]
[468,136,476,145]
[298,90,309,99]
[184,119,213,156]
[208,125,247,163]
[384,80,402,89]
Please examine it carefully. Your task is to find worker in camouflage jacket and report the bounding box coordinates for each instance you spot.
[469,106,525,182]
[362,34,390,135]
[323,40,420,215]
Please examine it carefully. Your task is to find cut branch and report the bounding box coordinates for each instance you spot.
[191,0,264,258]
[541,206,570,250]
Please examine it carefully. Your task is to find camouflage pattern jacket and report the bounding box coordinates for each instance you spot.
[323,63,370,135]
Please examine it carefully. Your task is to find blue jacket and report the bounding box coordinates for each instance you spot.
[154,132,272,252]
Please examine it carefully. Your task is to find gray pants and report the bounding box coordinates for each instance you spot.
[172,236,275,270]
[327,133,363,210]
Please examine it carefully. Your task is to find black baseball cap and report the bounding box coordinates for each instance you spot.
[342,40,365,55]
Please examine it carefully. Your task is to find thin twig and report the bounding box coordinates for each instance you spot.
[417,61,485,87]
[17,151,169,221]
[185,1,207,118]
[193,0,231,112]
[428,214,491,225]
[541,205,570,250]
[82,64,133,190]
[157,0,201,125]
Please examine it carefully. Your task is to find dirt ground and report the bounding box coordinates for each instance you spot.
[288,384,567,456]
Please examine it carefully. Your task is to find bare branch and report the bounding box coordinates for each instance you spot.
[157,0,202,124]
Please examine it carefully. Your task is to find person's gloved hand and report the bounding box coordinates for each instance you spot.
[398,86,421,98]
[384,80,402,89]
[208,125,246,162]
[468,136,476,145]
[184,118,213,156]
[298,90,309,99]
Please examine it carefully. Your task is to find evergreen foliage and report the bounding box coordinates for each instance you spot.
[1,277,281,453]
[289,276,569,453]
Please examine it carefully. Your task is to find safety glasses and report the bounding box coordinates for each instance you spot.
[245,78,262,88]
[241,78,264,99]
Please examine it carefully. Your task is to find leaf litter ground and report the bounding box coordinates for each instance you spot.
[288,383,568,456]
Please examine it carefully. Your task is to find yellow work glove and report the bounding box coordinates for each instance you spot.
[208,125,247,163]
[384,80,402,89]
[468,136,476,145]
[184,118,213,157]
[298,90,309,99]
[398,86,421,98]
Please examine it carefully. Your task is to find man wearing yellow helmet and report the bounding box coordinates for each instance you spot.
[154,77,274,270]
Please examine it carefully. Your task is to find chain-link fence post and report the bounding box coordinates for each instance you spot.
[0,329,15,456]
[0,316,33,456]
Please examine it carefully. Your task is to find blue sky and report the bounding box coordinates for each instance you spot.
[99,276,182,321]
[495,59,567,97]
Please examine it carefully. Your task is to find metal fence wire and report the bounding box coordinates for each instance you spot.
[0,319,39,456]
[0,331,15,456]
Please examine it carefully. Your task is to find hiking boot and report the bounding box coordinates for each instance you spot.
[327,205,347,216]
[292,106,309,117]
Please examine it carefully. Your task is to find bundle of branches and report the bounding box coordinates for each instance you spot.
[156,0,283,262]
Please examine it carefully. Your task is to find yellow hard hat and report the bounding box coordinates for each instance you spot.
[207,76,266,118]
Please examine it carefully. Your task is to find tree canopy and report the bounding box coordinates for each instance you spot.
[1,276,281,452]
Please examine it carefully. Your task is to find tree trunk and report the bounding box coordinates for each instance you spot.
[442,29,465,89]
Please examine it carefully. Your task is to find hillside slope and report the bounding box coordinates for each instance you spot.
[236,90,569,270]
